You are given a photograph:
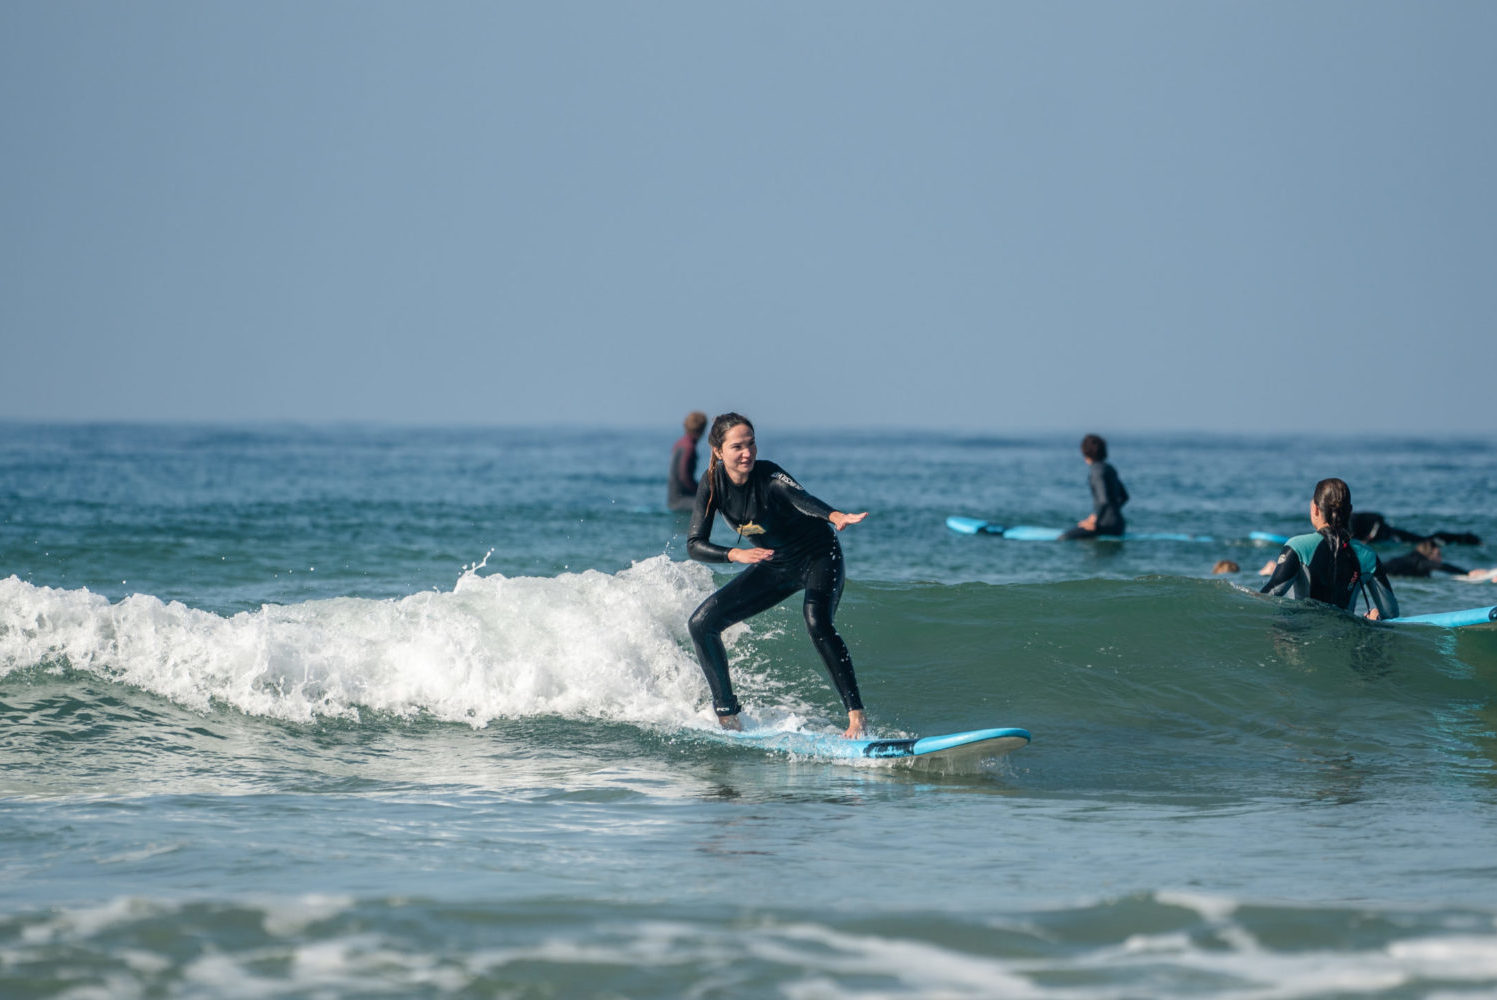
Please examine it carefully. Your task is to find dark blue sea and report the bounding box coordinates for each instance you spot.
[3,422,1496,998]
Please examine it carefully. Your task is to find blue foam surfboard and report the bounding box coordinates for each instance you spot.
[1251,531,1290,545]
[722,725,1031,762]
[947,516,1212,543]
[1391,605,1497,629]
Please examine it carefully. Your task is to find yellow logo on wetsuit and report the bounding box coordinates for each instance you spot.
[737,521,766,536]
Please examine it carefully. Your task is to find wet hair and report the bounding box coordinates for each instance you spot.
[1415,538,1442,561]
[1313,477,1353,540]
[1212,560,1239,574]
[705,412,753,507]
[684,411,707,436]
[1081,434,1107,462]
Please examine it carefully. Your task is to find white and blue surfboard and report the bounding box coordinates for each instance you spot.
[946,516,1212,543]
[1391,605,1497,629]
[721,725,1031,763]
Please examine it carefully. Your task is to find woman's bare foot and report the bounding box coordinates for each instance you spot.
[718,713,743,731]
[843,709,866,739]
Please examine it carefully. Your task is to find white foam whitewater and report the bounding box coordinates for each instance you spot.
[0,555,730,727]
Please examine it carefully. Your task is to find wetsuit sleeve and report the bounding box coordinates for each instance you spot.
[1089,465,1107,515]
[1365,559,1399,619]
[1260,545,1302,596]
[765,467,837,522]
[686,473,732,563]
[1436,561,1469,575]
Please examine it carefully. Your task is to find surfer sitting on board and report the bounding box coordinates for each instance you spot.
[1060,434,1129,540]
[686,412,869,738]
[1260,477,1399,620]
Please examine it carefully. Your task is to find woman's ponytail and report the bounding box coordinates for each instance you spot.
[1313,477,1353,542]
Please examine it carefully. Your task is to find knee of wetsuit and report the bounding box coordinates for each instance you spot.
[687,603,718,642]
[802,598,834,638]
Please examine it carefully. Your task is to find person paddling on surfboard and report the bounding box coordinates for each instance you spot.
[1349,511,1480,548]
[1060,434,1129,540]
[1260,477,1399,621]
[1380,539,1496,581]
[686,413,869,738]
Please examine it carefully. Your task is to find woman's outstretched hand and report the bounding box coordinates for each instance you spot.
[727,547,775,564]
[830,511,868,532]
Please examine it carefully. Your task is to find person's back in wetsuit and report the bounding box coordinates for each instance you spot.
[1061,434,1128,540]
[1260,478,1398,621]
[1087,460,1129,535]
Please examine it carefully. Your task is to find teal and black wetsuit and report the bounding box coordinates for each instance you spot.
[1061,460,1129,540]
[1260,530,1399,618]
[686,460,862,718]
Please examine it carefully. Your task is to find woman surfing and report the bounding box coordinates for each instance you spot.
[686,413,869,737]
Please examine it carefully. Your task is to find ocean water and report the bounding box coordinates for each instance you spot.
[3,422,1496,999]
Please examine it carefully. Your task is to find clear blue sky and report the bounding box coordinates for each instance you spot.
[3,2,1493,434]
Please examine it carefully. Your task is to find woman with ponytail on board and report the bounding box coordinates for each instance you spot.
[1260,478,1399,621]
[686,413,870,737]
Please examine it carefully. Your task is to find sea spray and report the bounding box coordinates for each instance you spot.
[0,556,739,727]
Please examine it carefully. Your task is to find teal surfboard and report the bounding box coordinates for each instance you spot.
[1392,605,1497,629]
[721,725,1031,763]
[947,516,1211,543]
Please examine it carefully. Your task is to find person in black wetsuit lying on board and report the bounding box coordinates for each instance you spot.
[1061,434,1129,540]
[1351,511,1480,547]
[1260,477,1399,620]
[686,413,869,737]
[1381,539,1496,581]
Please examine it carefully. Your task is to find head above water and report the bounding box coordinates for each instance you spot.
[708,412,753,455]
[1080,434,1108,462]
[706,413,756,491]
[1311,477,1353,536]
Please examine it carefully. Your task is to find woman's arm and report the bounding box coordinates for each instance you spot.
[1260,546,1302,596]
[686,473,732,563]
[1363,562,1399,620]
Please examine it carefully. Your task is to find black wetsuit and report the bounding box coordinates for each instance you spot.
[1380,550,1468,578]
[666,434,701,512]
[1061,460,1129,540]
[1260,529,1399,618]
[1352,512,1480,547]
[686,460,862,718]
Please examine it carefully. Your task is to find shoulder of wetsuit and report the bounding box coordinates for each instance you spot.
[1284,532,1324,565]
